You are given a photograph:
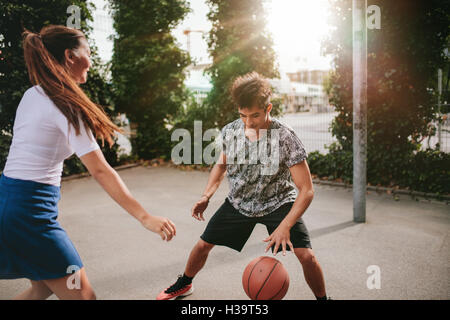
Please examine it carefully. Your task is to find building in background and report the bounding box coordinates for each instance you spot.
[286,69,328,85]
[185,63,212,105]
[183,64,332,114]
[90,0,114,65]
[271,69,331,113]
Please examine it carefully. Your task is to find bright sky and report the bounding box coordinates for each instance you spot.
[173,0,333,71]
[265,0,333,71]
[172,0,212,65]
[91,0,333,72]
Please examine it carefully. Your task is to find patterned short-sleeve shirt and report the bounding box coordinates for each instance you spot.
[220,118,308,217]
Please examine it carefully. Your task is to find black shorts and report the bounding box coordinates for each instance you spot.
[200,198,312,252]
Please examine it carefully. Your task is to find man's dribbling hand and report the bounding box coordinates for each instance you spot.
[263,222,294,256]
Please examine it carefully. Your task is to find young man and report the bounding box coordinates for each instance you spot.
[157,72,329,300]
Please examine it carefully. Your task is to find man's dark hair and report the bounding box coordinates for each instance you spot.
[230,71,272,110]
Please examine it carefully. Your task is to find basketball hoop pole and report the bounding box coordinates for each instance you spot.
[352,0,367,223]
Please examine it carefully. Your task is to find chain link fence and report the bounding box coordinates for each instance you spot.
[279,109,449,155]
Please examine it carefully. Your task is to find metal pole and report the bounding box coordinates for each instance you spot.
[352,0,367,223]
[437,69,442,151]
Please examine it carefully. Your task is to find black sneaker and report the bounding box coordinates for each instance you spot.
[156,275,194,300]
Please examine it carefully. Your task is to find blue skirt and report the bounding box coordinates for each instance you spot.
[0,173,83,281]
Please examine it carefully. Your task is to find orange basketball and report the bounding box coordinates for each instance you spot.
[242,256,289,300]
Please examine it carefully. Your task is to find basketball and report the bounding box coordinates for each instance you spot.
[242,256,289,300]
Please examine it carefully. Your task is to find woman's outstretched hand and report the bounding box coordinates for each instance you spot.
[141,215,177,241]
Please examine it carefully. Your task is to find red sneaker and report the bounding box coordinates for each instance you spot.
[156,275,194,300]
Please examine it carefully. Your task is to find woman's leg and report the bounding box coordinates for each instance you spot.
[42,267,96,300]
[13,280,53,300]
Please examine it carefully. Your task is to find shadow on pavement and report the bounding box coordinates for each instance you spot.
[309,221,359,238]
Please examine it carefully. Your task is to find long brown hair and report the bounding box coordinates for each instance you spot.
[22,25,122,147]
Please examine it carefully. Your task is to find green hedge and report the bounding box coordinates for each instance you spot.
[308,144,450,196]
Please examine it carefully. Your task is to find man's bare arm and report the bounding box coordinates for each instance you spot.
[201,151,227,200]
[191,151,227,221]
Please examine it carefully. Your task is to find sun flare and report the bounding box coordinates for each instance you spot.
[266,0,332,70]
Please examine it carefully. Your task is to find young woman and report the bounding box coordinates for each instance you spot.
[0,25,176,300]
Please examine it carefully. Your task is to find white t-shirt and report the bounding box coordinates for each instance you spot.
[2,85,100,186]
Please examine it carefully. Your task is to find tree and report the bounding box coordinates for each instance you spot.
[204,0,280,129]
[0,0,122,172]
[322,0,450,189]
[109,0,191,160]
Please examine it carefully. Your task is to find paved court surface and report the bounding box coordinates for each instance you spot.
[1,165,448,300]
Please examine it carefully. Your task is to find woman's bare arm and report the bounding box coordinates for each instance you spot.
[79,149,176,241]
